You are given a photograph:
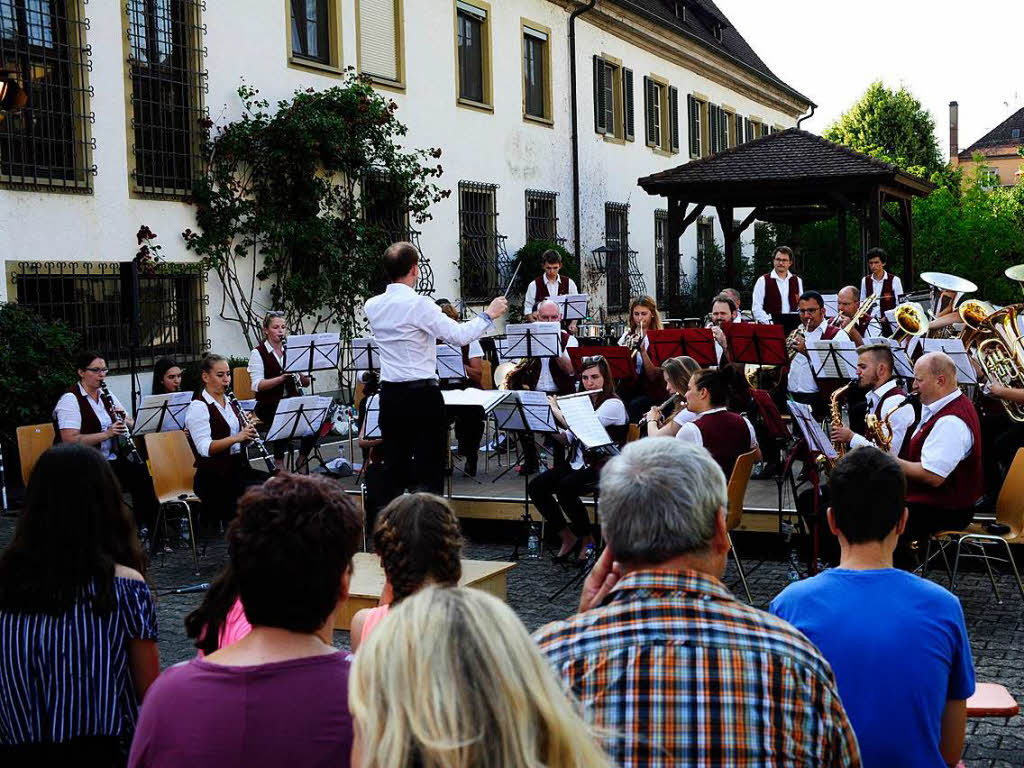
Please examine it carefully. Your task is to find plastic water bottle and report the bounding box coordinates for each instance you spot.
[526,522,541,559]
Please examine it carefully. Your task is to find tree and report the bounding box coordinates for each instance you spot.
[183,74,448,348]
[824,81,944,178]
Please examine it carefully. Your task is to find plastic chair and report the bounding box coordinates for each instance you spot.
[16,423,55,486]
[726,449,759,603]
[144,431,201,575]
[924,448,1024,604]
[232,367,254,400]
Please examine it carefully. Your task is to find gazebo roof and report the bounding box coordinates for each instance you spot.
[638,129,934,207]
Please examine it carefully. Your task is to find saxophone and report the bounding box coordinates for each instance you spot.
[828,378,855,461]
[864,413,892,452]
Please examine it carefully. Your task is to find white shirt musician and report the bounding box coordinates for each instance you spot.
[708,295,738,364]
[186,389,243,457]
[524,252,578,318]
[55,382,126,461]
[836,286,883,346]
[752,247,803,323]
[788,294,850,395]
[859,249,904,318]
[534,300,578,394]
[830,345,914,457]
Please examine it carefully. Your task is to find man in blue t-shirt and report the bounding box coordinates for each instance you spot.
[771,447,975,768]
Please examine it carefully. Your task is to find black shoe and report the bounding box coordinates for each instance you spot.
[552,538,582,564]
[518,463,539,477]
[465,454,478,477]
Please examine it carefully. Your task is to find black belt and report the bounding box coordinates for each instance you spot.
[790,392,819,405]
[381,378,439,391]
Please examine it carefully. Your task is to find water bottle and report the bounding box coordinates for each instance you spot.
[526,521,541,559]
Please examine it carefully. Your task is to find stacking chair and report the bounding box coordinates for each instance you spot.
[924,448,1024,604]
[16,422,55,486]
[231,367,254,400]
[626,423,641,443]
[144,431,201,575]
[726,449,759,603]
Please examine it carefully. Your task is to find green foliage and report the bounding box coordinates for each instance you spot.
[0,303,79,467]
[824,81,943,178]
[508,240,575,321]
[183,74,449,347]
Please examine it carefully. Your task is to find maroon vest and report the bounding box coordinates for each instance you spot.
[866,273,897,313]
[874,384,905,418]
[532,275,569,310]
[52,386,110,445]
[524,331,575,395]
[693,409,750,478]
[254,344,298,423]
[819,323,841,341]
[186,392,239,475]
[898,394,983,510]
[760,273,801,315]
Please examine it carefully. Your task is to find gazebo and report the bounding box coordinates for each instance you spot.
[637,129,934,308]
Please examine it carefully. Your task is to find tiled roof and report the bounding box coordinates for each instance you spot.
[638,129,933,193]
[960,106,1024,156]
[608,0,812,107]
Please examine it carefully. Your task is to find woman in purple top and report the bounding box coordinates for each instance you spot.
[128,474,363,768]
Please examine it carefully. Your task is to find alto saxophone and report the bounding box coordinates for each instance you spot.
[864,413,893,452]
[828,378,855,461]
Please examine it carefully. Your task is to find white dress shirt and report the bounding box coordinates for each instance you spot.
[676,406,757,448]
[752,272,804,323]
[185,389,242,457]
[672,407,699,427]
[365,283,493,383]
[849,379,914,456]
[617,330,650,375]
[860,272,905,317]
[524,274,579,314]
[247,340,284,391]
[536,335,578,393]
[911,390,974,479]
[567,397,628,470]
[54,383,123,460]
[787,324,851,394]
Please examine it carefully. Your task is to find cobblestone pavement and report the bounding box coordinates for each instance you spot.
[1,516,1021,766]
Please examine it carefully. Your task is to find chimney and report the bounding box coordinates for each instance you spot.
[949,101,959,160]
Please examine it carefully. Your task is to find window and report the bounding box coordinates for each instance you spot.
[654,209,667,305]
[643,77,680,154]
[696,215,715,287]
[291,0,330,63]
[709,104,730,154]
[979,166,1000,189]
[525,189,560,243]
[0,0,93,190]
[125,0,206,197]
[593,55,633,141]
[1012,128,1021,140]
[357,0,403,86]
[745,119,766,141]
[11,261,208,372]
[456,1,490,108]
[604,202,630,311]
[687,94,706,158]
[459,181,508,302]
[522,21,551,122]
[363,172,433,295]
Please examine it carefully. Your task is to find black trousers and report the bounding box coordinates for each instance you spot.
[527,463,597,538]
[377,382,446,511]
[110,454,158,530]
[789,391,826,422]
[993,422,1024,485]
[448,405,485,457]
[194,455,270,524]
[796,485,840,566]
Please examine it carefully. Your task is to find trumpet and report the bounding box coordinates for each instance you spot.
[623,320,646,361]
[225,390,278,474]
[98,381,144,465]
[831,293,878,334]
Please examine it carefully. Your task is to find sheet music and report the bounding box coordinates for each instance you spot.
[442,389,512,413]
[363,394,381,439]
[558,395,613,449]
[822,293,839,319]
[265,395,332,441]
[134,392,193,434]
[284,333,341,372]
[351,337,380,371]
[497,322,561,360]
[807,339,858,380]
[237,398,256,414]
[436,343,466,379]
[922,338,978,384]
[863,336,915,378]
[550,293,589,321]
[788,399,838,460]
[493,390,558,433]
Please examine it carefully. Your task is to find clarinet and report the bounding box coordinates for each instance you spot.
[98,381,144,464]
[225,390,278,474]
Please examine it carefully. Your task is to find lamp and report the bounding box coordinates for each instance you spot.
[588,244,614,273]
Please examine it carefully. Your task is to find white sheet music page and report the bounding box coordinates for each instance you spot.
[436,343,466,379]
[922,338,978,384]
[788,399,837,459]
[266,395,332,441]
[498,322,561,360]
[351,338,380,370]
[517,391,558,432]
[806,339,858,379]
[363,394,381,438]
[552,293,589,321]
[863,336,915,378]
[134,392,193,433]
[558,396,612,449]
[442,389,511,413]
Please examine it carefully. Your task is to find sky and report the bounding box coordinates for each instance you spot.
[730,0,1024,159]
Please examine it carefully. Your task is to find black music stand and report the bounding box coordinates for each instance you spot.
[134,392,191,435]
[646,328,718,367]
[771,312,803,334]
[550,293,589,322]
[786,398,839,577]
[283,333,341,395]
[807,339,858,383]
[498,323,562,360]
[266,395,331,473]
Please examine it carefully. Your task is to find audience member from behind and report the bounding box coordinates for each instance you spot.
[534,438,860,767]
[350,493,462,652]
[128,473,363,768]
[771,448,974,768]
[184,564,251,657]
[349,586,613,768]
[0,444,158,766]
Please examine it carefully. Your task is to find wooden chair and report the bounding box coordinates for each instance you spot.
[16,422,54,486]
[726,449,759,603]
[144,431,201,575]
[480,359,493,391]
[232,366,254,400]
[626,423,641,443]
[924,448,1024,604]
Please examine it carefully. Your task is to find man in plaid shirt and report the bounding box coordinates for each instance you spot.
[534,439,861,767]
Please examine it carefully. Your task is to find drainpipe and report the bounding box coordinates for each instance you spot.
[796,103,816,129]
[569,0,597,268]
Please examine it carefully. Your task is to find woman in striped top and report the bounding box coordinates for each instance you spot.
[0,444,159,766]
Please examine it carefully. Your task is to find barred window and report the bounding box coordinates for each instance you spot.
[363,172,433,295]
[0,0,94,190]
[125,0,207,197]
[604,202,629,311]
[654,209,667,305]
[458,180,508,303]
[11,261,208,372]
[525,189,560,243]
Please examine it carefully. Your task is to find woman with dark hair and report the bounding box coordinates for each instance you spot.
[644,355,701,437]
[0,444,159,765]
[150,358,182,396]
[128,474,363,768]
[184,353,270,523]
[53,350,159,534]
[527,356,628,563]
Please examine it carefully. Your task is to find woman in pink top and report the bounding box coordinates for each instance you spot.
[350,493,463,651]
[185,566,253,657]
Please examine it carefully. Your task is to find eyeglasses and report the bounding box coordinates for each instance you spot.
[797,308,820,315]
[581,355,605,365]
[85,366,108,373]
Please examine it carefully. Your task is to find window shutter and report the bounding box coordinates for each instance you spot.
[593,56,607,134]
[743,117,752,143]
[643,76,653,145]
[668,86,679,152]
[359,0,400,81]
[687,95,699,157]
[709,106,719,154]
[623,67,635,141]
[719,110,729,151]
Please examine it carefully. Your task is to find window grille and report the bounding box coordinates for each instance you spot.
[363,172,433,295]
[291,0,329,63]
[0,0,95,190]
[11,261,209,372]
[603,202,644,312]
[524,189,561,244]
[125,0,207,197]
[654,209,667,305]
[458,181,509,303]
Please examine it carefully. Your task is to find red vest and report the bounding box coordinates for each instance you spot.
[898,393,983,510]
[874,384,905,418]
[253,344,298,424]
[694,409,751,478]
[532,275,570,309]
[524,331,575,395]
[52,386,111,446]
[819,323,841,341]
[760,273,801,315]
[186,392,242,475]
[866,273,897,313]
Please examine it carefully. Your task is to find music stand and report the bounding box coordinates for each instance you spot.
[284,333,341,394]
[645,328,718,367]
[787,398,838,577]
[350,337,381,373]
[549,293,589,322]
[441,389,512,489]
[863,336,915,379]
[436,343,467,380]
[725,324,787,383]
[922,338,978,385]
[266,395,333,472]
[497,322,562,360]
[134,392,192,434]
[806,339,859,382]
[362,394,381,439]
[567,346,635,380]
[771,313,803,334]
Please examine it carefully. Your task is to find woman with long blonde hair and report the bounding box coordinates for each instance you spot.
[644,355,701,437]
[617,295,668,421]
[348,586,613,768]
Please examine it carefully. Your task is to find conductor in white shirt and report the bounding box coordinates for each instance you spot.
[364,242,507,507]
